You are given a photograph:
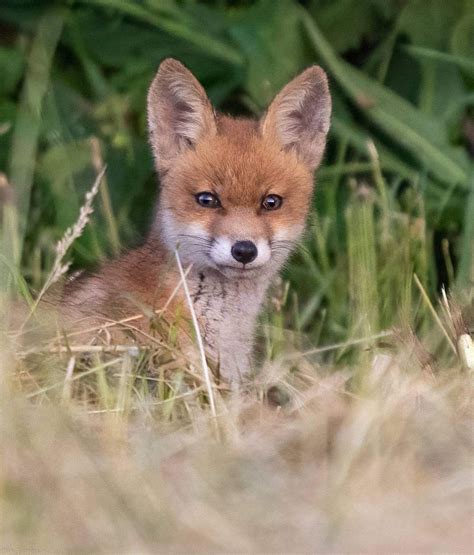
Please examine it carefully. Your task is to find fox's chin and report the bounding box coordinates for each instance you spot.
[213,264,268,280]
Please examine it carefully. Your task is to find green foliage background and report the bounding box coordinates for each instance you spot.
[0,0,473,349]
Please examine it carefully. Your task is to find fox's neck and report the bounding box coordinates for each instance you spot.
[186,265,269,383]
[147,229,272,383]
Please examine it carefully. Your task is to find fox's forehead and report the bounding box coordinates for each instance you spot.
[170,117,312,202]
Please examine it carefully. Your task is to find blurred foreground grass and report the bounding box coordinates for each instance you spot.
[0,0,473,552]
[2,325,473,552]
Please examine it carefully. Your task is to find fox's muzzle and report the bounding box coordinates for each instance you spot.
[231,241,258,264]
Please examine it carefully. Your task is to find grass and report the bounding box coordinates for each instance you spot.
[1,1,473,552]
[2,316,473,552]
[2,164,473,552]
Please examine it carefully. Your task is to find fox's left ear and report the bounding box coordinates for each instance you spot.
[261,66,331,171]
[147,58,217,173]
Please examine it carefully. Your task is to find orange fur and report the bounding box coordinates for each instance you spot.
[61,59,331,382]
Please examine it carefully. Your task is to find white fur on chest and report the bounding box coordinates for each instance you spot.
[189,270,267,382]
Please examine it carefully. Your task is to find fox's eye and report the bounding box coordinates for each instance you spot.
[262,194,283,211]
[196,192,221,208]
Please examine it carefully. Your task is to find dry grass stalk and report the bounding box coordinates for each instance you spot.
[38,166,106,297]
[17,167,106,334]
[414,273,457,353]
[174,249,217,419]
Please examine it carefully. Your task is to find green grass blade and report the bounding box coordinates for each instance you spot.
[402,44,474,73]
[456,177,474,288]
[331,117,419,181]
[1,9,64,293]
[346,195,379,340]
[301,9,470,189]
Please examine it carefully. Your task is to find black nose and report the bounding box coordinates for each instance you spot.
[231,240,258,264]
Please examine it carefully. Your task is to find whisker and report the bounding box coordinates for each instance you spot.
[271,247,294,253]
[176,245,211,254]
[177,244,213,252]
[272,239,310,255]
[271,239,299,255]
[176,240,213,252]
[177,233,213,244]
[271,239,299,247]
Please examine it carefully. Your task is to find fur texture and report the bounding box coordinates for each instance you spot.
[62,59,332,383]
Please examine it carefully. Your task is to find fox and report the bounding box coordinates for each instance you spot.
[61,58,331,384]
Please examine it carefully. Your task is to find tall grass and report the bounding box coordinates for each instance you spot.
[0,0,473,552]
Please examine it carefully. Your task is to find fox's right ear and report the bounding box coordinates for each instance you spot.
[147,59,216,173]
[261,66,331,171]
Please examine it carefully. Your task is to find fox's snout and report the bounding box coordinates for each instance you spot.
[208,235,271,273]
[230,241,257,264]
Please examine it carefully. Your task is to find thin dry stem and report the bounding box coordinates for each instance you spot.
[19,167,106,331]
[414,273,457,354]
[174,249,217,419]
[283,330,394,360]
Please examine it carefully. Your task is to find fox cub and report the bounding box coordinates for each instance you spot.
[62,59,331,383]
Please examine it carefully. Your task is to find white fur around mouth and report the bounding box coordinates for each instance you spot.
[210,237,271,269]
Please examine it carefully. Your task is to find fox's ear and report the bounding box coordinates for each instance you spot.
[261,66,331,171]
[147,58,216,172]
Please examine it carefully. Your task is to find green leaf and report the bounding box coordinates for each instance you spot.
[81,0,244,67]
[4,9,65,269]
[403,45,474,74]
[0,47,24,96]
[451,13,474,79]
[330,117,419,182]
[456,176,474,287]
[0,101,15,169]
[229,0,311,107]
[399,0,465,50]
[401,45,470,123]
[301,9,471,189]
[307,0,398,54]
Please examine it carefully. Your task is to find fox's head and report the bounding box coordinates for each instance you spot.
[147,59,331,279]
